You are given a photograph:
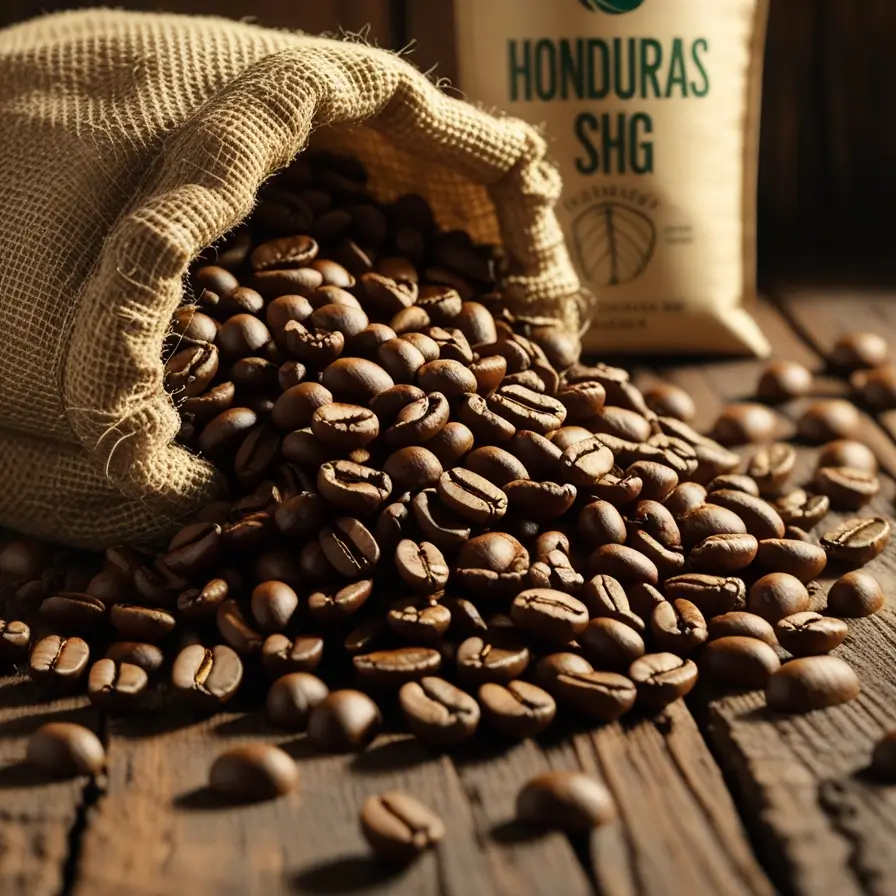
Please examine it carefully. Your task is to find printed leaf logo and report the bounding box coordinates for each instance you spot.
[573,202,656,286]
[578,0,645,13]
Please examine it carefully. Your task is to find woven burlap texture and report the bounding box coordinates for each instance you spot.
[0,9,582,549]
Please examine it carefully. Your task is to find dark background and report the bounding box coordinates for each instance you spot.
[2,0,893,274]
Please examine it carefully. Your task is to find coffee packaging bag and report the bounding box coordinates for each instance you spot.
[455,0,771,356]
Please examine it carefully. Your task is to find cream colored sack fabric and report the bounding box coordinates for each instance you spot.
[0,9,582,549]
[455,0,771,356]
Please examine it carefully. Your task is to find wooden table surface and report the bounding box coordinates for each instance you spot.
[2,285,896,896]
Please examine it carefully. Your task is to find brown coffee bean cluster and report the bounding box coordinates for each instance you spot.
[0,153,890,787]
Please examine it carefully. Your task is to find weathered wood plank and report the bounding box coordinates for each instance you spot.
[0,676,98,896]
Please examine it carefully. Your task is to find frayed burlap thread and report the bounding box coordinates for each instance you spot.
[0,9,582,548]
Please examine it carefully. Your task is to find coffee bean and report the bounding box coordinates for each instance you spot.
[629,653,698,709]
[766,656,860,712]
[386,392,451,447]
[382,447,443,492]
[177,578,229,620]
[753,539,827,582]
[249,581,299,633]
[578,618,645,670]
[854,364,896,411]
[712,403,779,445]
[747,443,796,495]
[705,490,785,541]
[307,580,372,624]
[456,632,530,685]
[678,504,747,549]
[552,669,637,721]
[353,647,442,689]
[320,519,380,579]
[700,636,781,689]
[488,384,566,435]
[559,437,616,486]
[827,570,884,617]
[105,641,165,674]
[747,573,810,623]
[756,360,813,403]
[317,460,392,515]
[663,574,746,617]
[871,731,896,780]
[455,532,529,597]
[587,544,659,589]
[425,422,474,467]
[580,574,645,632]
[321,357,394,403]
[87,658,148,710]
[831,332,889,370]
[689,533,758,573]
[266,672,329,730]
[504,479,577,522]
[398,676,479,745]
[818,440,877,474]
[820,516,891,565]
[814,466,880,509]
[516,771,616,832]
[387,597,451,643]
[510,589,589,646]
[410,489,471,553]
[436,468,507,525]
[773,489,830,527]
[798,400,861,443]
[308,689,382,751]
[707,612,777,644]
[651,599,708,656]
[556,381,607,422]
[0,619,30,667]
[30,635,90,689]
[643,383,696,422]
[464,446,529,487]
[360,791,445,864]
[171,644,243,706]
[394,539,450,595]
[664,482,707,518]
[776,612,848,656]
[260,634,324,677]
[27,722,105,778]
[166,342,219,397]
[0,538,50,584]
[578,500,627,548]
[477,681,556,739]
[210,743,299,801]
[625,460,679,502]
[39,592,106,633]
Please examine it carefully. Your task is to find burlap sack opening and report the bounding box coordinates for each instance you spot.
[0,9,583,549]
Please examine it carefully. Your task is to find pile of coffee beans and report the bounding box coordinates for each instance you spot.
[1,152,892,796]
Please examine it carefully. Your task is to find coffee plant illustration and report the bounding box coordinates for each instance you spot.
[573,202,656,286]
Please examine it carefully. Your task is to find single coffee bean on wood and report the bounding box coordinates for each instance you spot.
[87,658,148,710]
[30,635,90,689]
[766,656,860,712]
[209,743,299,801]
[516,771,616,832]
[797,400,861,443]
[826,570,885,617]
[712,403,779,445]
[307,689,383,752]
[775,612,848,656]
[477,681,556,739]
[830,332,889,371]
[171,644,243,707]
[266,672,329,731]
[360,791,446,864]
[27,722,105,778]
[756,360,813,403]
[700,636,781,689]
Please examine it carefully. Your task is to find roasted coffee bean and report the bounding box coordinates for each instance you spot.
[39,593,106,633]
[436,468,507,525]
[820,516,891,565]
[171,644,243,706]
[689,533,758,573]
[394,539,450,595]
[386,392,451,447]
[478,681,556,739]
[417,359,478,400]
[215,600,263,654]
[814,466,880,509]
[0,619,30,666]
[360,791,445,864]
[308,580,373,623]
[317,460,392,514]
[707,474,760,497]
[559,437,617,487]
[588,406,652,444]
[766,656,860,712]
[664,481,707,518]
[753,539,827,582]
[556,381,606,422]
[399,676,480,745]
[827,570,884,617]
[166,342,219,398]
[643,383,696,422]
[386,597,450,644]
[198,407,258,456]
[443,597,488,639]
[504,479,576,521]
[587,545,659,589]
[756,360,813,403]
[455,532,529,596]
[578,500,627,548]
[747,573,810,623]
[651,599,708,655]
[589,468,643,507]
[454,393,514,443]
[626,582,666,623]
[87,658,148,710]
[487,384,566,435]
[678,504,747,549]
[747,443,796,495]
[261,634,324,677]
[0,538,50,583]
[776,612,848,656]
[105,641,165,674]
[320,357,394,403]
[706,490,785,541]
[210,743,299,801]
[274,491,325,540]
[164,522,222,575]
[468,355,507,395]
[551,426,594,451]
[176,578,229,620]
[629,653,698,709]
[266,672,329,730]
[510,589,589,646]
[249,581,299,633]
[27,722,105,778]
[663,574,746,617]
[773,489,830,528]
[551,669,637,721]
[109,604,175,642]
[217,313,272,359]
[625,460,678,502]
[854,364,896,411]
[871,732,896,780]
[707,612,777,644]
[354,647,442,689]
[425,422,475,467]
[508,430,564,479]
[272,383,333,431]
[534,651,593,690]
[625,529,685,578]
[798,400,861,443]
[788,528,816,548]
[818,440,877,474]
[516,771,616,832]
[579,617,645,670]
[308,689,382,752]
[320,519,380,579]
[576,576,641,635]
[712,403,779,445]
[831,331,889,370]
[382,447,443,491]
[410,489,471,553]
[465,446,530,487]
[30,635,89,690]
[251,234,319,270]
[456,632,530,685]
[700,636,781,689]
[625,499,681,548]
[528,551,583,595]
[310,403,379,451]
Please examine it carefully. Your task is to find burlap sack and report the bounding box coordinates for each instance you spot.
[0,9,583,549]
